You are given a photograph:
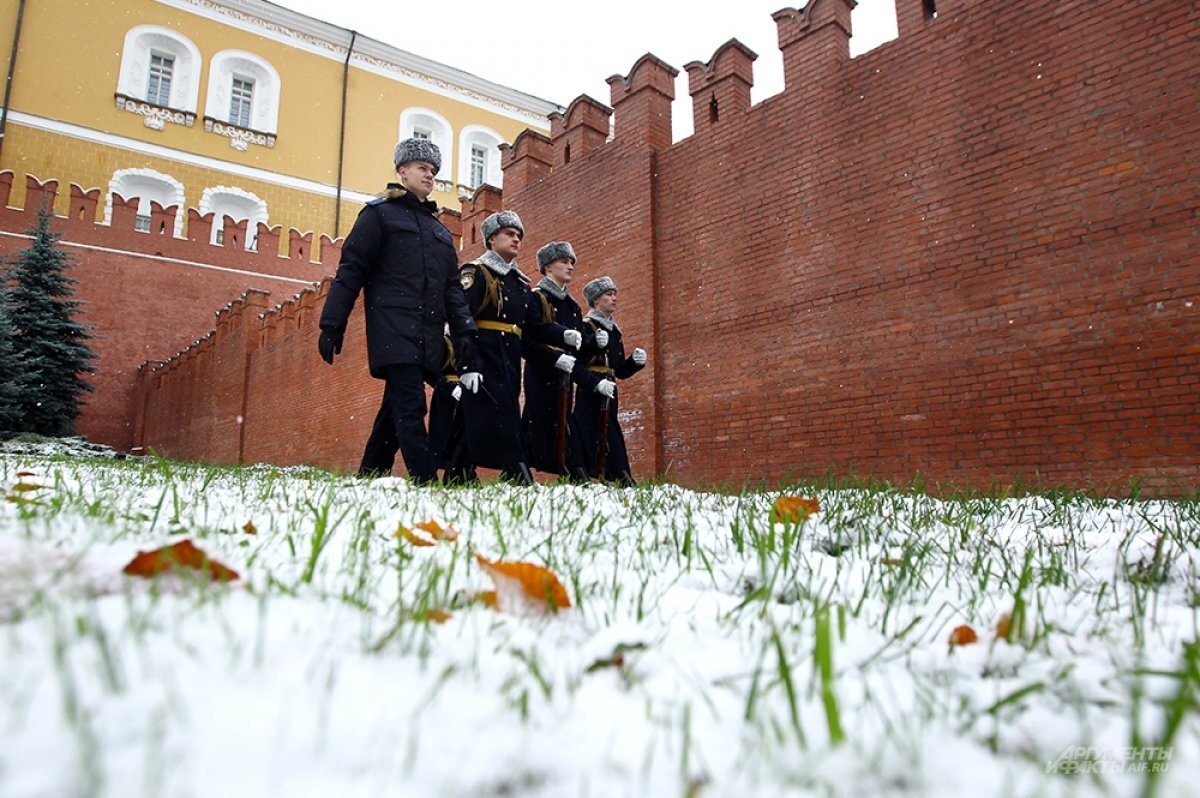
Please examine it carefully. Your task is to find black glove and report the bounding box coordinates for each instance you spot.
[318,328,343,365]
[455,332,478,371]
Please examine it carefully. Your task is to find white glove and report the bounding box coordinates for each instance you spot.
[563,329,582,350]
[460,372,483,394]
[594,329,609,348]
[554,354,576,373]
[596,379,616,399]
[451,384,463,401]
[632,347,646,366]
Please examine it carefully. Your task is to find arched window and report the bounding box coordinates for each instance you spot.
[399,108,453,184]
[115,26,201,128]
[457,125,505,192]
[106,168,185,237]
[204,50,281,149]
[200,186,268,250]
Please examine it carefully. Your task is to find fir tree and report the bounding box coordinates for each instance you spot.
[0,283,20,438]
[5,207,97,437]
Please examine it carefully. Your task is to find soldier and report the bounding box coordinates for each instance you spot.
[521,242,608,482]
[457,211,580,484]
[575,276,646,486]
[317,138,477,484]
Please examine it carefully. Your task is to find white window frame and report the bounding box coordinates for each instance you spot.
[229,76,255,128]
[116,25,201,112]
[205,50,280,133]
[457,125,505,192]
[199,186,268,250]
[106,168,186,238]
[398,108,453,182]
[146,52,175,107]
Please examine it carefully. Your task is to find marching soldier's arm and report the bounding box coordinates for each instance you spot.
[319,205,380,333]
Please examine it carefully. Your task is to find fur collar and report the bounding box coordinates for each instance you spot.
[535,277,572,301]
[586,309,619,333]
[479,249,530,284]
[378,182,438,213]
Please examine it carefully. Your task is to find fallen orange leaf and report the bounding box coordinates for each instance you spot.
[421,608,452,624]
[16,471,36,478]
[475,554,571,612]
[396,524,436,547]
[475,590,498,608]
[415,519,459,541]
[242,521,257,535]
[123,539,239,582]
[948,624,979,646]
[771,496,820,524]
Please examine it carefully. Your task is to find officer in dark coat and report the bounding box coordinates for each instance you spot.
[457,211,579,484]
[574,276,646,486]
[521,242,604,482]
[317,138,477,483]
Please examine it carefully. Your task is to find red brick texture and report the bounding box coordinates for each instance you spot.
[0,175,337,451]
[10,0,1199,494]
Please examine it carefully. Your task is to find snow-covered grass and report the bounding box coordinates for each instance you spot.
[1,451,1197,798]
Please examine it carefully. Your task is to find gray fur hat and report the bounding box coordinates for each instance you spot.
[536,241,576,273]
[481,210,524,246]
[583,276,617,306]
[393,138,441,172]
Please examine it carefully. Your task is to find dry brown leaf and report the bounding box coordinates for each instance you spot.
[123,539,239,582]
[771,496,820,524]
[421,608,452,624]
[9,482,45,493]
[476,590,497,608]
[415,519,459,541]
[880,557,904,566]
[16,471,36,478]
[994,611,1012,641]
[242,521,257,535]
[475,554,571,612]
[948,624,979,646]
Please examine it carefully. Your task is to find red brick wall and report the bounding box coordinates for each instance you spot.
[0,176,338,451]
[32,0,1200,494]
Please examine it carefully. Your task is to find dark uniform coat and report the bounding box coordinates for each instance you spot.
[319,184,475,377]
[574,312,644,484]
[428,335,468,478]
[521,279,596,478]
[458,252,567,473]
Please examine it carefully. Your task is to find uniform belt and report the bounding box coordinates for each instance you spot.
[586,365,614,375]
[445,374,459,382]
[477,320,522,337]
[547,345,564,353]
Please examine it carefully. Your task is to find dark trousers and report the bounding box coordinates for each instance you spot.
[358,364,437,483]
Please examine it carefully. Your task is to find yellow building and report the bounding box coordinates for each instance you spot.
[0,0,558,244]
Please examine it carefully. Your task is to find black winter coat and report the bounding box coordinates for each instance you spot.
[521,284,596,475]
[457,256,566,472]
[574,316,644,481]
[319,185,475,378]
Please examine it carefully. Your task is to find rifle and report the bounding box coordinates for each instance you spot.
[596,392,611,477]
[554,369,570,474]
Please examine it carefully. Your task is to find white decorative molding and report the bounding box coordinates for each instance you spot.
[6,110,374,204]
[204,49,281,135]
[114,94,196,129]
[106,167,187,238]
[203,117,276,149]
[116,25,202,113]
[458,124,505,191]
[153,0,560,128]
[200,185,268,247]
[398,107,454,181]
